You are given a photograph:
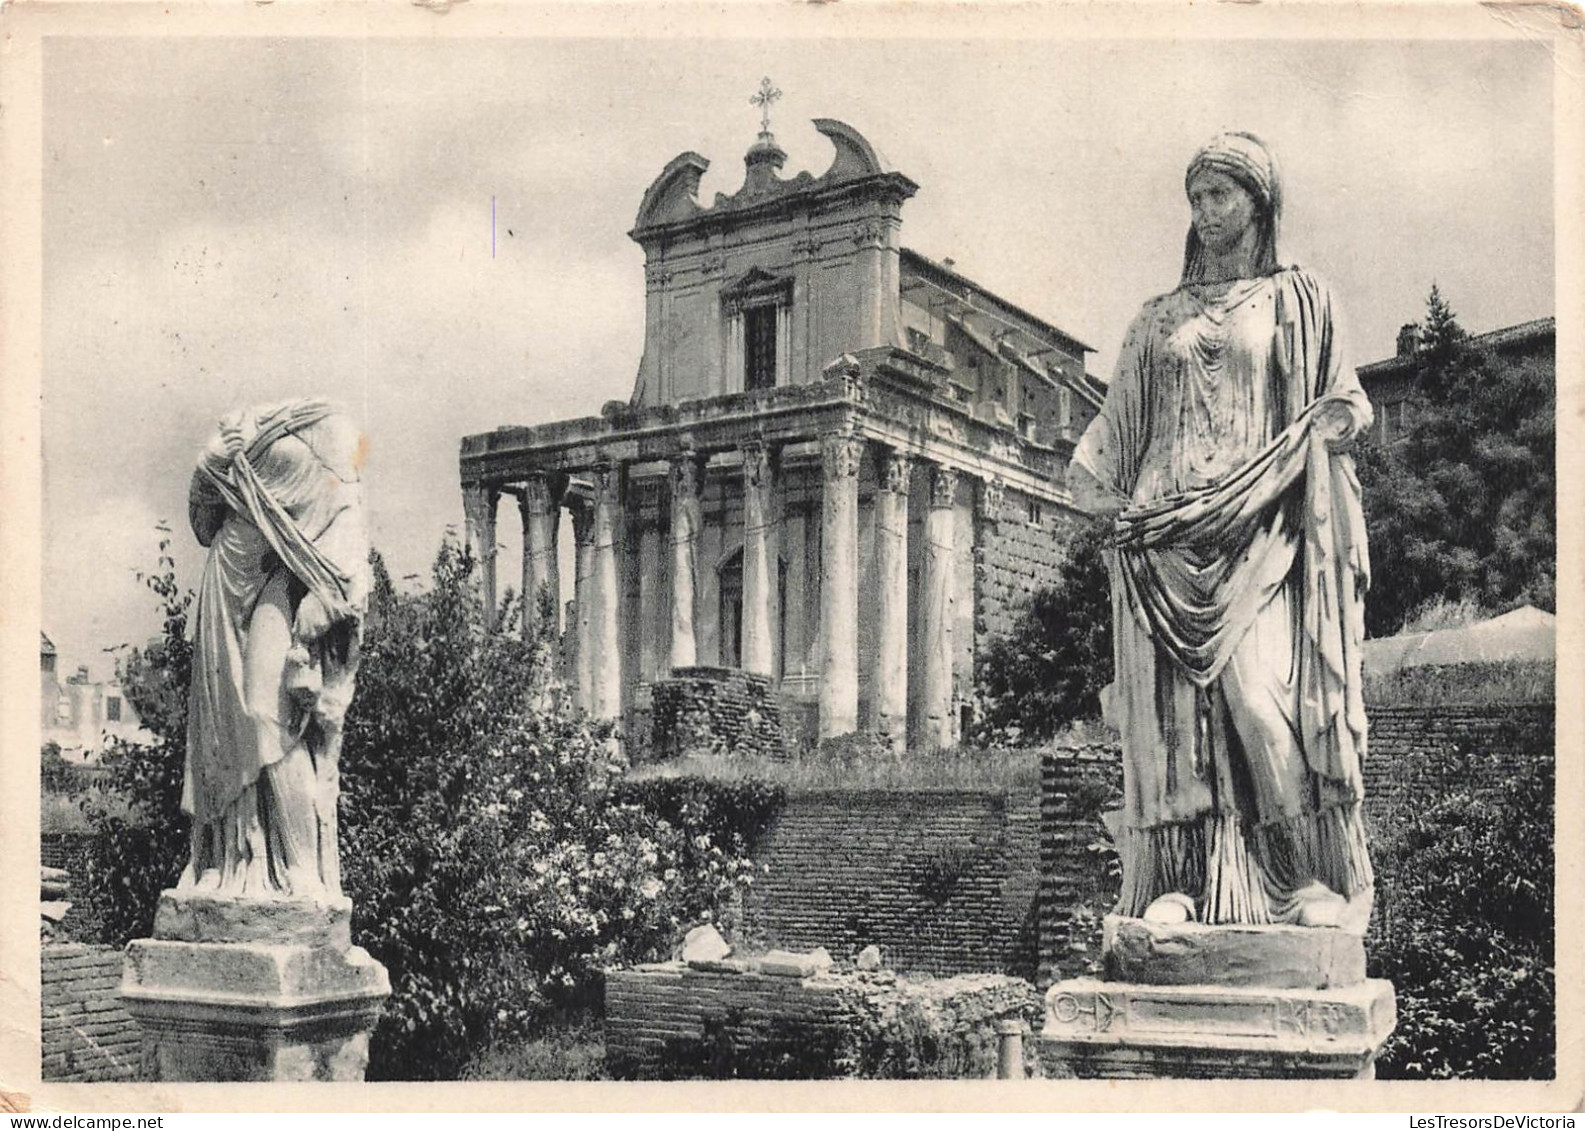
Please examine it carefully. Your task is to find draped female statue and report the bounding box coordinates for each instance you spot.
[181,399,370,899]
[1071,133,1375,930]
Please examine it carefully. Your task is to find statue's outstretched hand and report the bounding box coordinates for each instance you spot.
[294,593,333,643]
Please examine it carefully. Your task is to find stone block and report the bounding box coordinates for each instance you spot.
[153,891,353,950]
[1040,977,1396,1079]
[681,923,733,964]
[1103,915,1367,990]
[120,890,389,1083]
[757,947,834,978]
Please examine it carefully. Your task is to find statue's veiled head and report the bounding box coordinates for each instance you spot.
[1181,131,1283,284]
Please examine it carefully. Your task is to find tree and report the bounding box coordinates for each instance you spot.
[1355,287,1555,636]
[973,515,1113,743]
[83,535,759,1080]
[76,537,194,946]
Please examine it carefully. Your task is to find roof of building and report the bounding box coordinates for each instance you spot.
[1363,605,1556,673]
[41,631,57,656]
[1359,315,1555,382]
[900,247,1095,359]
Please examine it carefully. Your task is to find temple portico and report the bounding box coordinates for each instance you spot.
[459,107,1103,753]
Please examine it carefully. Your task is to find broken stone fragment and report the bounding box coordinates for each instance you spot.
[680,923,732,965]
[856,945,884,971]
[758,946,834,977]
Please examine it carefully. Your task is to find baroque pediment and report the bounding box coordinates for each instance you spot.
[631,119,917,240]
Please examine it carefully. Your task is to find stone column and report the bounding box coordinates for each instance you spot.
[518,473,560,637]
[918,463,958,750]
[589,462,623,723]
[871,447,912,753]
[819,432,864,739]
[462,483,499,631]
[570,495,596,712]
[669,454,701,670]
[637,495,663,686]
[741,440,775,677]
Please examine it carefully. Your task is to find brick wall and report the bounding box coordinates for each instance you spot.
[973,496,1076,655]
[1036,703,1555,984]
[648,666,784,761]
[41,944,140,1082]
[1037,743,1123,986]
[741,789,1041,978]
[605,960,1039,1079]
[1361,703,1554,813]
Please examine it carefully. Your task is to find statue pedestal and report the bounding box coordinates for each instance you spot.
[1040,916,1395,1079]
[120,891,390,1082]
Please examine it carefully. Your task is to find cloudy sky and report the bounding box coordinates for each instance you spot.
[41,32,1553,673]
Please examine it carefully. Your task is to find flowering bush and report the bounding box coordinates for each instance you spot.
[339,542,757,1079]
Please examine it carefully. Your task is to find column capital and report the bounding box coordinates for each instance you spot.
[741,439,775,489]
[821,432,864,482]
[928,464,960,510]
[591,461,622,505]
[877,447,913,495]
[461,482,499,525]
[518,471,561,517]
[670,450,702,498]
[979,476,1006,523]
[569,495,596,545]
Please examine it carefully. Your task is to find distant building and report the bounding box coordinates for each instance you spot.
[458,109,1102,751]
[1357,315,1555,444]
[40,632,151,758]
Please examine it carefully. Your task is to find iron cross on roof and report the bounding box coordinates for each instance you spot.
[751,77,782,133]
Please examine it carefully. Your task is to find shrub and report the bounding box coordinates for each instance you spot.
[335,543,760,1079]
[973,515,1113,744]
[76,540,192,947]
[1368,746,1554,1079]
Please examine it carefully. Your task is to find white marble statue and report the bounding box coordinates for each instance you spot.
[1071,133,1375,930]
[181,399,370,899]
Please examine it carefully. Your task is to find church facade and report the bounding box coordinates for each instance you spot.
[458,114,1101,752]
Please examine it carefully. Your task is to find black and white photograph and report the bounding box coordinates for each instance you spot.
[3,1,1579,1113]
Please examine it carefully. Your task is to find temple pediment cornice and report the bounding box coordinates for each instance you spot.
[630,119,919,246]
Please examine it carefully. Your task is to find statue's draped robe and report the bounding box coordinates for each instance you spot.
[1073,268,1374,924]
[183,400,369,897]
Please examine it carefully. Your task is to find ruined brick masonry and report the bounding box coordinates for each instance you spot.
[604,962,1039,1079]
[647,666,784,762]
[42,944,141,1082]
[740,788,1042,978]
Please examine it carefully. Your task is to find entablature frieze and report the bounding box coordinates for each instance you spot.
[460,365,1080,513]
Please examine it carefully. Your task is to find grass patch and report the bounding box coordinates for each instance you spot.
[463,1016,607,1081]
[630,719,1114,793]
[1363,660,1554,707]
[41,791,93,835]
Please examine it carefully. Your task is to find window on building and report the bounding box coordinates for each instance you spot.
[42,653,56,674]
[744,303,778,392]
[1380,400,1409,443]
[106,696,122,722]
[1027,498,1043,526]
[723,269,791,394]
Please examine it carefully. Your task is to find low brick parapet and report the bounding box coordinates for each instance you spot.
[605,959,1040,1079]
[42,943,141,1082]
